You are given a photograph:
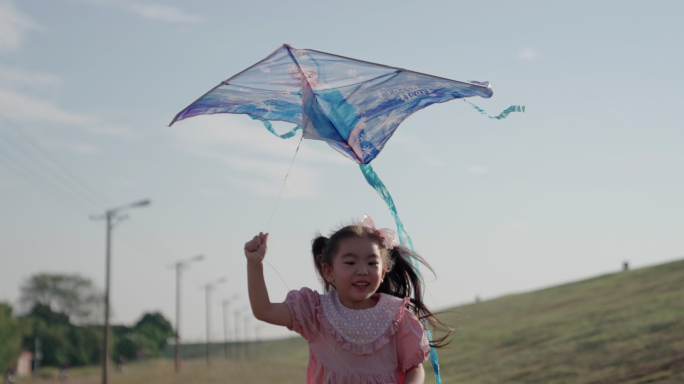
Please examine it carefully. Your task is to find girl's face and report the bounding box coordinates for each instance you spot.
[290,70,318,86]
[322,236,387,310]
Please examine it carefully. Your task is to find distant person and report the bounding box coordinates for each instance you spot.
[59,362,69,381]
[117,355,125,373]
[244,215,452,384]
[4,365,16,384]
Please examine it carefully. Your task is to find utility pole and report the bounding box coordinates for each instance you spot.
[255,325,261,360]
[234,308,242,360]
[221,296,237,360]
[34,338,42,371]
[203,277,226,366]
[243,315,250,360]
[92,199,150,384]
[171,255,204,373]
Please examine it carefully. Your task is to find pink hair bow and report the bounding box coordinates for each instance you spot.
[359,214,398,250]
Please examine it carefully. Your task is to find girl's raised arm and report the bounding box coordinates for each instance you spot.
[245,232,293,328]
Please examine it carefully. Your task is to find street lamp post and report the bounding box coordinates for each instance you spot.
[171,254,204,373]
[243,315,250,360]
[234,308,243,360]
[92,199,150,384]
[255,325,262,360]
[203,277,226,366]
[222,295,238,360]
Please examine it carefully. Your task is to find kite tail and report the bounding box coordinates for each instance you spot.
[464,99,525,119]
[358,164,415,258]
[250,115,302,138]
[358,163,442,384]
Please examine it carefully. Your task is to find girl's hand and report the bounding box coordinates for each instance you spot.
[244,232,269,265]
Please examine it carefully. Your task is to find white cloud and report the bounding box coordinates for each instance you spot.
[0,64,63,96]
[465,165,489,174]
[0,0,42,53]
[517,47,541,61]
[119,179,136,188]
[0,86,139,139]
[76,0,202,23]
[87,123,139,139]
[123,3,202,23]
[0,177,18,187]
[199,188,222,197]
[0,65,138,139]
[170,115,346,197]
[68,143,101,154]
[423,157,445,167]
[0,88,94,125]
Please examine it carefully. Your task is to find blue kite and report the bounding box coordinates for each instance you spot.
[170,44,519,164]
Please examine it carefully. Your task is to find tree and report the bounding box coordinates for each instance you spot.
[114,312,174,360]
[0,303,22,372]
[19,304,102,368]
[19,274,103,324]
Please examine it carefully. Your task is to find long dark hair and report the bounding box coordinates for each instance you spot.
[311,224,452,348]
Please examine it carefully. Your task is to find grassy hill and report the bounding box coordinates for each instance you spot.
[434,258,684,383]
[24,259,684,383]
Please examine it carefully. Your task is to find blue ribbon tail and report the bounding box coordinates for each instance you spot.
[464,99,525,119]
[249,115,302,139]
[358,163,442,384]
[358,164,414,253]
[426,329,443,384]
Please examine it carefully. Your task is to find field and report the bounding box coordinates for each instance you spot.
[18,259,684,383]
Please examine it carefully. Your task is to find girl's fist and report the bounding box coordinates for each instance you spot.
[244,232,269,264]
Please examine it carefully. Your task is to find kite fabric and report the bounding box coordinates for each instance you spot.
[170,44,497,164]
[170,44,524,384]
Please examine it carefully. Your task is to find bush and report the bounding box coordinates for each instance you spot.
[0,303,22,372]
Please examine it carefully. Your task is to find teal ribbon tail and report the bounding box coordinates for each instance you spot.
[249,115,302,139]
[358,164,415,254]
[426,329,443,384]
[358,163,442,384]
[464,99,525,119]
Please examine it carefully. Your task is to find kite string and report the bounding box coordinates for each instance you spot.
[257,124,364,382]
[265,136,303,233]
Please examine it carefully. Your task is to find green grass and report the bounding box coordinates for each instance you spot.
[433,259,684,383]
[20,259,684,383]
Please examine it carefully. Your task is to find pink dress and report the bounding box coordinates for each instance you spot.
[285,288,430,384]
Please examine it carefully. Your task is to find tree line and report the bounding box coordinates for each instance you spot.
[0,273,174,372]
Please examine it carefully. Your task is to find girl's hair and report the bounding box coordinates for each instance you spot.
[285,64,316,75]
[311,224,452,348]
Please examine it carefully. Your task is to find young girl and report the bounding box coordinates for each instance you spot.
[245,215,449,384]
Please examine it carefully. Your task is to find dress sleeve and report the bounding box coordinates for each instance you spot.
[396,310,430,371]
[284,287,320,341]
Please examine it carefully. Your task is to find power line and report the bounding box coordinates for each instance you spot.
[0,115,111,208]
[0,118,217,303]
[0,125,104,212]
[0,148,93,216]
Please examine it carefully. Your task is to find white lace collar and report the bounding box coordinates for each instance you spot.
[321,290,403,345]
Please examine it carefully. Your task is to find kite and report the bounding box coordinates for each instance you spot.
[170,44,519,164]
[170,44,523,383]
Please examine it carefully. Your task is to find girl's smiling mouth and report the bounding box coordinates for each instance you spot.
[353,281,370,289]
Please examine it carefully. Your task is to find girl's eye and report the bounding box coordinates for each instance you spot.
[344,262,355,265]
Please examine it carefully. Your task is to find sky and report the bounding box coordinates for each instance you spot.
[1,0,683,343]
